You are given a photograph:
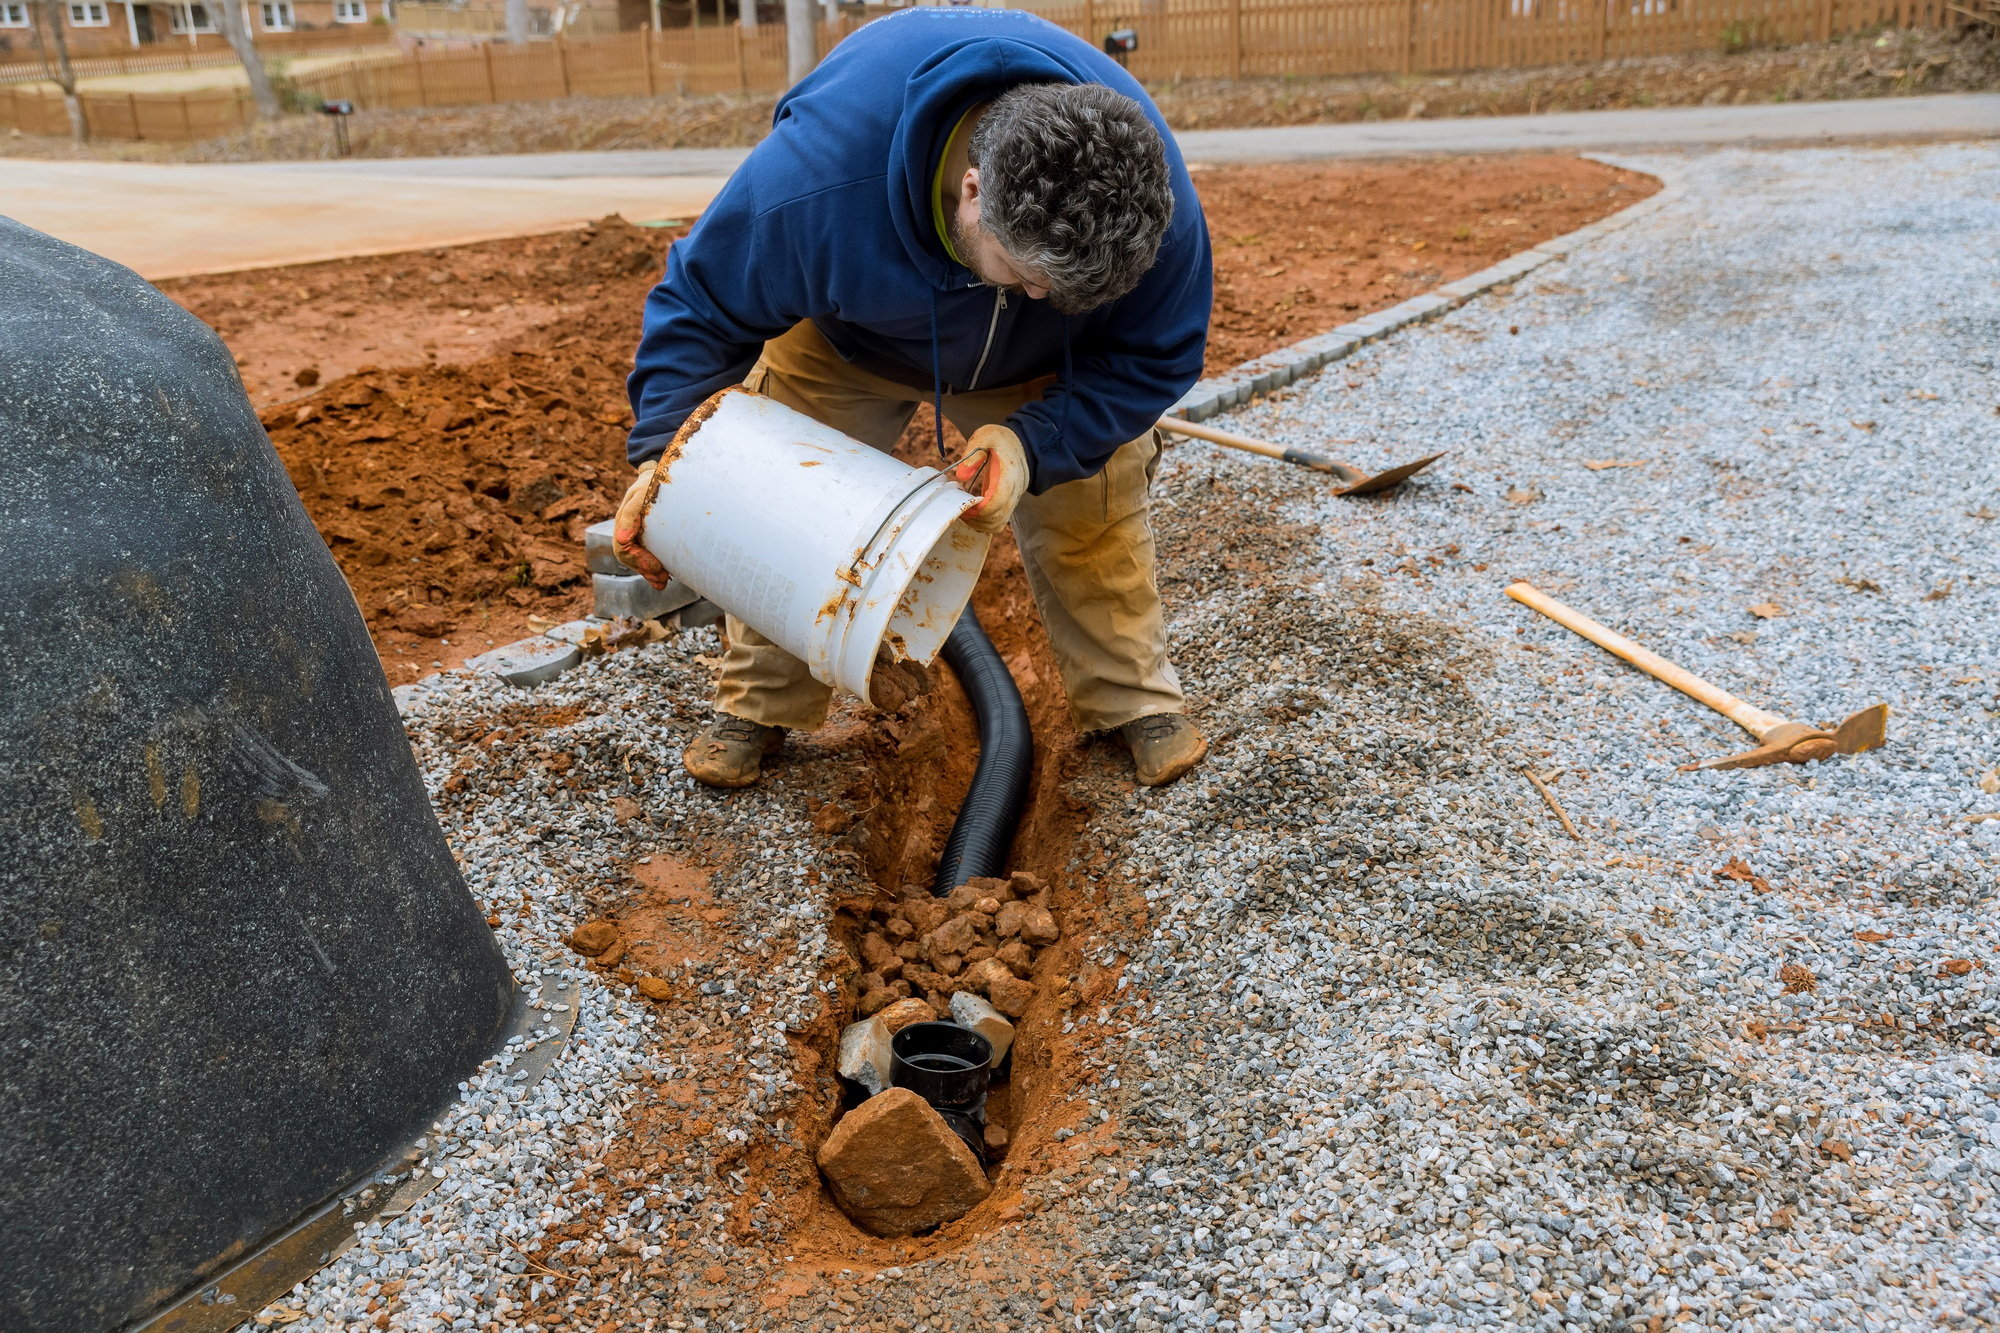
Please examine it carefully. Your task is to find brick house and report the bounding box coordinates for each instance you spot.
[0,0,384,57]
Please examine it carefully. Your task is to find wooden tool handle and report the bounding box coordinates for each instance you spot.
[1157,417,1368,484]
[1504,581,1787,740]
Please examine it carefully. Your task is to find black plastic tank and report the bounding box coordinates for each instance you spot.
[0,219,514,1332]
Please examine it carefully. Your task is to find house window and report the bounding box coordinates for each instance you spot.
[260,0,292,28]
[334,0,365,19]
[170,3,216,31]
[0,2,30,26]
[69,2,111,24]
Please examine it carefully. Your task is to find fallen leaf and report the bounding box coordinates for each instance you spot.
[1853,930,1892,943]
[692,653,725,669]
[1780,962,1817,994]
[1981,769,2000,795]
[610,796,642,824]
[1504,485,1541,505]
[1922,580,1954,602]
[1747,602,1786,619]
[1970,505,1997,521]
[1850,420,1876,431]
[1819,1139,1853,1162]
[1583,459,1647,470]
[1909,389,1939,400]
[1728,630,1759,645]
[1837,576,1882,593]
[1941,959,1975,977]
[1714,857,1772,893]
[527,614,561,632]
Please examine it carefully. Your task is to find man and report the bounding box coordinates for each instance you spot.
[616,6,1212,792]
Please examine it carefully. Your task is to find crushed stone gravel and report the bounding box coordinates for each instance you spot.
[263,142,1998,1333]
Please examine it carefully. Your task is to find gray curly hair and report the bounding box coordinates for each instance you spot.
[967,82,1175,316]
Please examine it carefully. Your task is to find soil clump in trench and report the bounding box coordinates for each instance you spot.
[155,154,1651,683]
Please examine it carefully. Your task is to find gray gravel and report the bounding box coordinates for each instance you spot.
[263,142,1998,1333]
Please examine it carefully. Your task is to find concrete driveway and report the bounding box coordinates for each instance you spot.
[3,92,1994,279]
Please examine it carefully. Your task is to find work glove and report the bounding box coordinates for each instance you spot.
[951,424,1028,535]
[613,461,671,590]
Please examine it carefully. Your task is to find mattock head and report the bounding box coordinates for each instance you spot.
[1680,704,1890,772]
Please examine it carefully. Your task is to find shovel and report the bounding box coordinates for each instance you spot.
[1157,417,1446,496]
[1506,581,1889,770]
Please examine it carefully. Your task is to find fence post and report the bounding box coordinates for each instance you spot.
[1593,0,1608,61]
[1083,0,1094,44]
[179,92,193,141]
[734,22,748,94]
[1228,0,1242,79]
[130,90,140,140]
[1401,0,1416,75]
[644,24,657,96]
[483,40,497,102]
[1815,0,1833,41]
[557,33,572,97]
[412,46,430,107]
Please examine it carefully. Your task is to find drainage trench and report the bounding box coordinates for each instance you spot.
[756,418,1107,1263]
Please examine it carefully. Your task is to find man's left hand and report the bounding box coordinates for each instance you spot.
[951,424,1028,534]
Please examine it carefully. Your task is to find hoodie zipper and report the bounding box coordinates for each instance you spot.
[966,287,1007,392]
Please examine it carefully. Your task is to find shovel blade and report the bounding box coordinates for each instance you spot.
[1331,452,1448,497]
[1832,703,1889,755]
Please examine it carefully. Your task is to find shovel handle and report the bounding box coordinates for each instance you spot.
[1505,581,1788,740]
[1157,417,1368,484]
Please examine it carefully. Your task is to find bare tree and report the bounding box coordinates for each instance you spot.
[783,0,815,85]
[209,0,283,119]
[28,0,86,144]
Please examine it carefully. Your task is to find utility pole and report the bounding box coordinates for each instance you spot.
[505,0,528,43]
[783,0,814,84]
[209,0,282,117]
[28,1,86,144]
[739,0,755,31]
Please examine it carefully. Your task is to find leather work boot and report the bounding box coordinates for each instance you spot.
[683,714,786,789]
[1118,713,1209,788]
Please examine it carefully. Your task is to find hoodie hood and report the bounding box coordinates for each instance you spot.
[882,30,1096,289]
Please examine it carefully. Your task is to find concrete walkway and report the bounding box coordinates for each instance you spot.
[4,93,1994,278]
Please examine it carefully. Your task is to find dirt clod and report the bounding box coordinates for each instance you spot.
[568,920,618,955]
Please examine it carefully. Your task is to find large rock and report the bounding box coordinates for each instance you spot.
[0,220,513,1332]
[816,1088,991,1236]
[949,991,1015,1066]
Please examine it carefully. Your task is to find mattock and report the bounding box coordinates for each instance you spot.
[1505,581,1889,771]
[1156,417,1446,496]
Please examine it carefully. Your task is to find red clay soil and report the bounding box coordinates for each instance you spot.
[156,154,1653,677]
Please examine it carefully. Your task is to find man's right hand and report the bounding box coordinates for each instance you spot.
[614,462,671,590]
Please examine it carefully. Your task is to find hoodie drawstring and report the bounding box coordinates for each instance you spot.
[929,288,946,460]
[1058,314,1073,442]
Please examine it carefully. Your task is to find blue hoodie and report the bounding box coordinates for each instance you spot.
[624,6,1212,494]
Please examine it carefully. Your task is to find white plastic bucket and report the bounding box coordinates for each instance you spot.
[637,388,991,705]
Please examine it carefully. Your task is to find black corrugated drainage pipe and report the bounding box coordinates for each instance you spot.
[930,605,1033,894]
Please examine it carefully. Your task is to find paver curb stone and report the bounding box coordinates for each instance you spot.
[1169,159,1689,423]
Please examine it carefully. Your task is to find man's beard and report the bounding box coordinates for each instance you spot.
[949,213,1006,291]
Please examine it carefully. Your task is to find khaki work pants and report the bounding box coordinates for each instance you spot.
[713,320,1186,734]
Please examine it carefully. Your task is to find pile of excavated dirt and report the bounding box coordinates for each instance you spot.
[157,155,1649,679]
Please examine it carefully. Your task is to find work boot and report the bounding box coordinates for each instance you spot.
[1118,713,1208,788]
[683,713,785,789]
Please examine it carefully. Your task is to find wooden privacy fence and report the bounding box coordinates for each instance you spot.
[1040,0,1958,80]
[0,82,253,139]
[292,0,1956,112]
[0,0,1962,139]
